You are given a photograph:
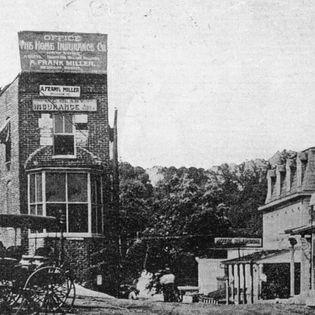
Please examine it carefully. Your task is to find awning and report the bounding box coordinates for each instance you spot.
[0,118,10,143]
[0,214,58,230]
[285,225,315,235]
[221,249,290,265]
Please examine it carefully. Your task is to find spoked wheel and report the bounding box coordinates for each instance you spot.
[0,279,21,307]
[19,266,75,314]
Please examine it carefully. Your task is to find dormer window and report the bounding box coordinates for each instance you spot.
[53,114,75,156]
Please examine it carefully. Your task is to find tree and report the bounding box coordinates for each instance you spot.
[118,159,268,286]
[208,160,268,236]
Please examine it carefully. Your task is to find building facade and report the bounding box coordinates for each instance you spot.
[221,148,315,304]
[0,32,119,291]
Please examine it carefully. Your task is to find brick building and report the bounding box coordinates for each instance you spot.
[0,32,119,291]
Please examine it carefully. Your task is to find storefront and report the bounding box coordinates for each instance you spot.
[0,31,118,290]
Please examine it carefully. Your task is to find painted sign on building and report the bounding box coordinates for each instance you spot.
[214,237,262,247]
[39,85,80,97]
[33,99,97,112]
[18,31,107,73]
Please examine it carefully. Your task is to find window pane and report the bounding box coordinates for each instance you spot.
[75,123,87,130]
[68,204,88,233]
[64,114,73,133]
[36,205,43,232]
[36,173,42,202]
[92,206,97,233]
[37,204,43,216]
[30,174,35,203]
[96,177,102,204]
[68,173,87,202]
[30,205,36,215]
[46,173,66,202]
[54,135,74,155]
[92,205,103,234]
[54,114,63,133]
[91,175,102,204]
[91,176,96,204]
[5,141,11,162]
[46,204,66,232]
[97,206,103,234]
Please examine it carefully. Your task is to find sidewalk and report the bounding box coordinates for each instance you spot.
[74,283,115,299]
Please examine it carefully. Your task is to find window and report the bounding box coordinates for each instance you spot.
[5,140,11,163]
[91,174,103,234]
[5,180,12,214]
[29,173,43,215]
[53,114,75,156]
[46,172,88,233]
[29,173,43,232]
[28,171,103,236]
[0,118,11,169]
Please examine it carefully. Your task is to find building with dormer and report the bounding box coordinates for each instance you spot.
[221,148,315,304]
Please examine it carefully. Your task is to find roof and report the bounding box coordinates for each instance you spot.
[0,74,20,98]
[258,192,312,212]
[221,249,289,265]
[285,224,315,235]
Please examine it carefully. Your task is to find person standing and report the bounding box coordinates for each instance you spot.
[159,267,176,302]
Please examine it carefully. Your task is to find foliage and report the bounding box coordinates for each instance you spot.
[261,263,300,299]
[118,160,268,285]
[208,161,268,237]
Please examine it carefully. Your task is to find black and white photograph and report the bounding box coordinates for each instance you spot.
[0,0,315,314]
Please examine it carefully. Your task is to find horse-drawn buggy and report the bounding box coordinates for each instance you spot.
[0,213,76,314]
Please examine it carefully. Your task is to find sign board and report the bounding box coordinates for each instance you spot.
[33,99,97,112]
[18,31,107,73]
[214,237,262,247]
[39,85,80,97]
[96,274,103,286]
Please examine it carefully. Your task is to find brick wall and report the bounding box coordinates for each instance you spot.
[0,72,118,289]
[0,77,22,247]
[18,72,110,216]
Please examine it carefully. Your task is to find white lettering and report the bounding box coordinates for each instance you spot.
[19,40,33,50]
[35,41,55,51]
[43,34,82,42]
[97,42,107,52]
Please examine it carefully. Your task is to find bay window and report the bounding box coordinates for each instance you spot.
[28,171,103,236]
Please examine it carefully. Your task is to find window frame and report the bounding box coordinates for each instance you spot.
[5,139,11,163]
[28,170,104,238]
[52,114,76,158]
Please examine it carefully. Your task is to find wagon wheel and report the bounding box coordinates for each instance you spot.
[21,266,75,314]
[0,279,21,307]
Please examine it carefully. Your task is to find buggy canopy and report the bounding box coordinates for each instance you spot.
[0,214,58,230]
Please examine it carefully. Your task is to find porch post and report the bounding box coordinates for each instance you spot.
[258,264,263,300]
[289,237,297,296]
[225,265,229,305]
[253,264,260,303]
[249,263,254,304]
[242,263,247,304]
[237,263,241,304]
[230,264,235,304]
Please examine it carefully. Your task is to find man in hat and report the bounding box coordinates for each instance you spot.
[159,267,176,302]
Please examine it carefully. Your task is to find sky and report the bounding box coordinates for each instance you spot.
[1,0,315,168]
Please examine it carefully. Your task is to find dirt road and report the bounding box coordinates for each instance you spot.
[71,296,315,315]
